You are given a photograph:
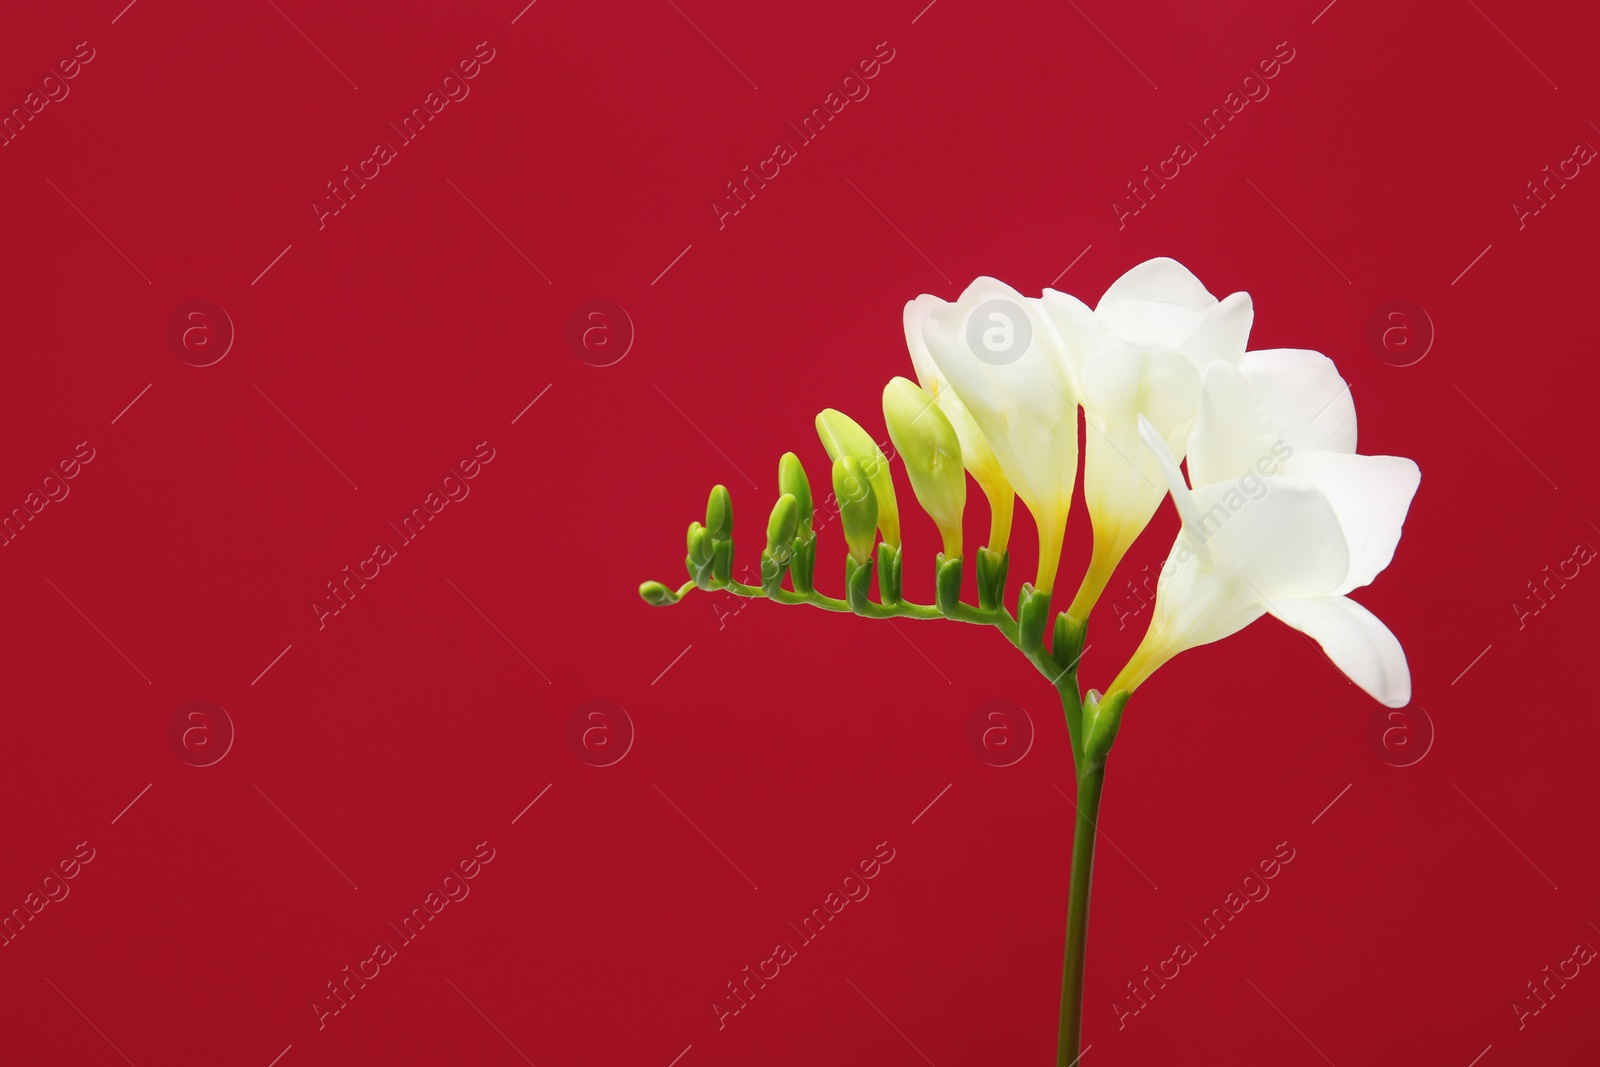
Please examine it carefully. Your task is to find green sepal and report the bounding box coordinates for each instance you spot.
[977,547,1009,611]
[760,548,785,597]
[686,524,716,588]
[934,553,963,615]
[711,538,733,586]
[1083,689,1130,766]
[790,533,817,594]
[1052,612,1087,675]
[639,580,681,606]
[705,485,733,541]
[844,554,874,616]
[876,542,903,606]
[1018,583,1051,650]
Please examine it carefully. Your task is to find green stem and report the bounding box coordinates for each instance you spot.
[1059,756,1104,1065]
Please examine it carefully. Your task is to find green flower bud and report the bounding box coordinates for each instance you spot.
[639,581,681,606]
[778,453,813,536]
[766,493,800,565]
[816,409,898,548]
[686,522,715,588]
[789,533,817,595]
[832,456,878,566]
[1018,583,1052,651]
[705,485,733,541]
[882,376,965,558]
[977,547,1009,612]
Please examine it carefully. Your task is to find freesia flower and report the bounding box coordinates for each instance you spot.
[1038,258,1253,622]
[918,278,1077,592]
[1110,352,1420,706]
[904,295,1015,552]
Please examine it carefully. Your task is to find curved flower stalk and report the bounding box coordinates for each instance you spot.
[1111,353,1419,706]
[638,260,1420,1065]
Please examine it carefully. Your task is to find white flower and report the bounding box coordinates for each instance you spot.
[1112,352,1420,707]
[1038,258,1253,620]
[918,278,1078,591]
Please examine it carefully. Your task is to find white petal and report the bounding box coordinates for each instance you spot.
[920,279,1077,524]
[1098,257,1217,311]
[1100,257,1222,347]
[1193,477,1350,600]
[1238,349,1357,454]
[1266,595,1412,707]
[1185,362,1281,488]
[1279,452,1420,593]
[1181,291,1253,369]
[905,296,1008,492]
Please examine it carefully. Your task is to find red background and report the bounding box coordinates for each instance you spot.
[1,1,1596,1064]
